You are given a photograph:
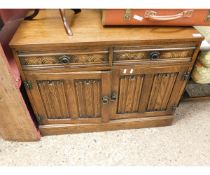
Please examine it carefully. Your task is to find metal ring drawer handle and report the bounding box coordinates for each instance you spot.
[58,55,71,64]
[102,96,109,104]
[149,51,160,60]
[144,10,193,21]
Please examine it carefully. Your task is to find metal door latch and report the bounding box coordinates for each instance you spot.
[111,92,117,101]
[124,9,132,21]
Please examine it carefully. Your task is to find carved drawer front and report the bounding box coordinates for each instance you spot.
[19,51,109,68]
[24,71,111,125]
[113,46,195,64]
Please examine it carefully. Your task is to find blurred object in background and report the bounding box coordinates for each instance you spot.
[59,9,81,36]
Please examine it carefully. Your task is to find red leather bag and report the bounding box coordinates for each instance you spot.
[102,9,210,26]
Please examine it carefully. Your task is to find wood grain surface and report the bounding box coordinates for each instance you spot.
[0,45,40,141]
[10,10,204,49]
[9,10,203,136]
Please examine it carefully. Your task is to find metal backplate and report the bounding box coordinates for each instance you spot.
[124,9,132,21]
[206,9,210,21]
[144,10,157,18]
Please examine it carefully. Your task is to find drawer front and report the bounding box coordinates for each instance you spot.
[113,46,195,63]
[19,51,109,68]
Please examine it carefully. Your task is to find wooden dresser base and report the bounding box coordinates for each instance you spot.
[10,10,203,137]
[39,116,173,136]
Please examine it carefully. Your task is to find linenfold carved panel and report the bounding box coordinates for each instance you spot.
[36,79,101,119]
[117,75,144,113]
[146,73,178,112]
[75,80,101,118]
[37,80,69,119]
[117,72,178,114]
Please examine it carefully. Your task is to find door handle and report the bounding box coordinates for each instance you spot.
[102,92,117,104]
[144,10,193,21]
[102,96,109,104]
[149,51,160,60]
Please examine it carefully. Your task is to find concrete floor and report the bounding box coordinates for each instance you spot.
[0,101,210,166]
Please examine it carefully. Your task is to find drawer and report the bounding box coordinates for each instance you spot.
[113,46,195,64]
[19,51,109,68]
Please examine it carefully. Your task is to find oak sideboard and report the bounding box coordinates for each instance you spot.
[10,10,203,136]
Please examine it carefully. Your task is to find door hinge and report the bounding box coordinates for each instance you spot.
[36,115,42,124]
[182,72,191,81]
[23,80,33,90]
[171,105,177,112]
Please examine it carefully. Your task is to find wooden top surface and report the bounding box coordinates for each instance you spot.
[10,10,204,48]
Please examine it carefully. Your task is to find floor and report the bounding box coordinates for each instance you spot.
[0,101,210,166]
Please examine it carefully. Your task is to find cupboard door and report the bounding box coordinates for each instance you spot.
[111,66,189,119]
[24,71,111,125]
